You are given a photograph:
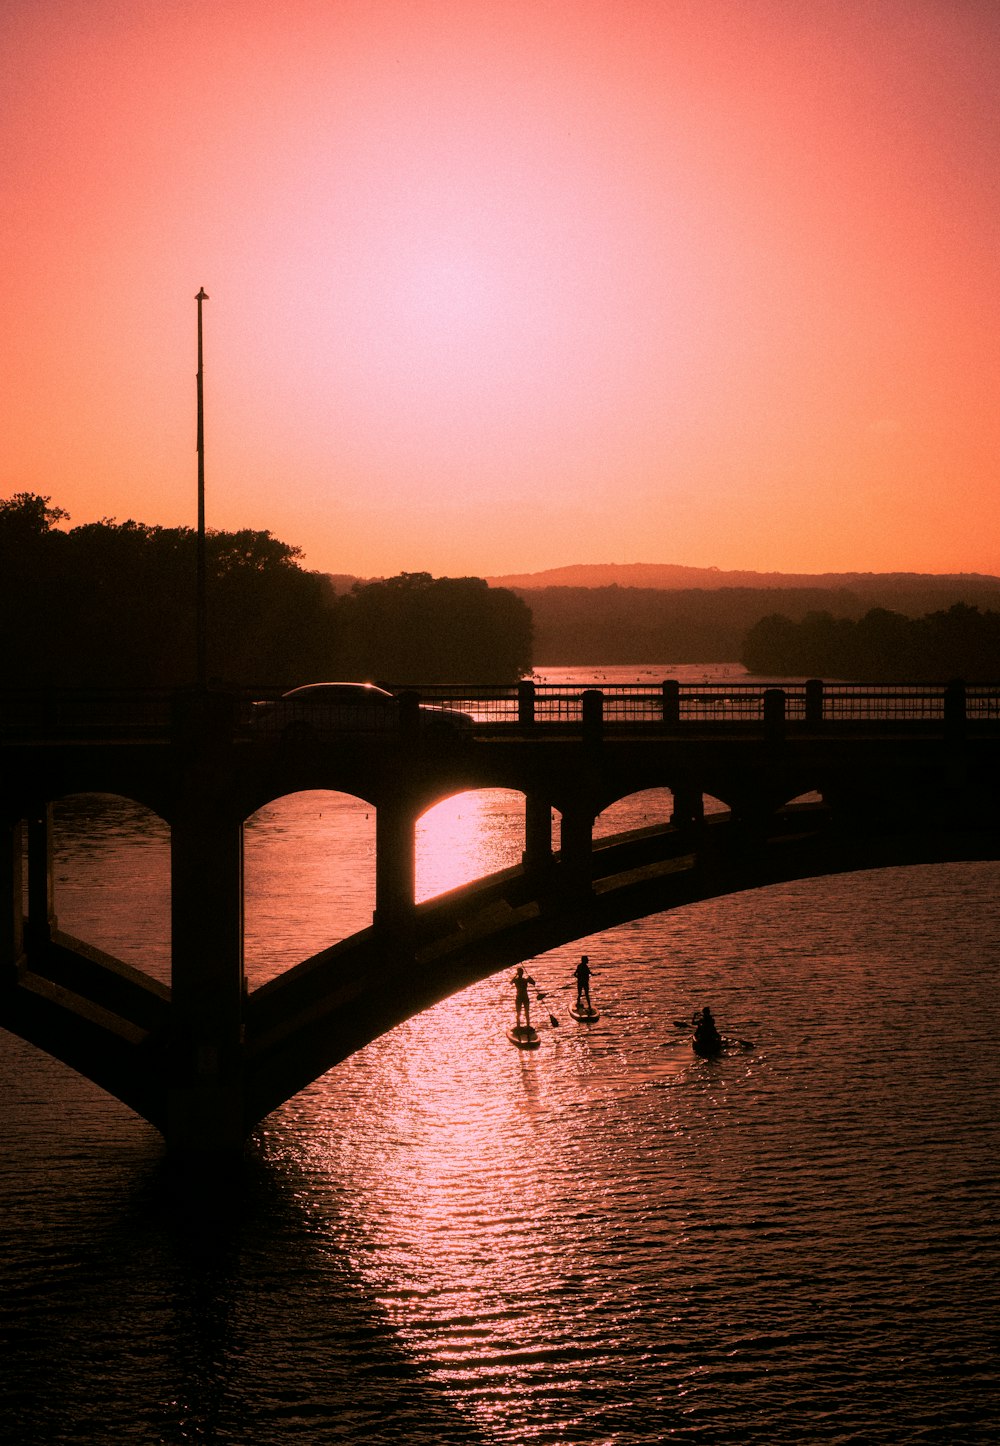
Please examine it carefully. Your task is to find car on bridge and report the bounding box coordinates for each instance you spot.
[248,682,474,741]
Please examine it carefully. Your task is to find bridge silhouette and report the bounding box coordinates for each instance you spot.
[3,678,999,1156]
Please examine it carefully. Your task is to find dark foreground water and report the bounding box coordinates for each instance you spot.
[2,671,999,1443]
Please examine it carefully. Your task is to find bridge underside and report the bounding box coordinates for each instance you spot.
[241,805,1000,1127]
[5,803,998,1152]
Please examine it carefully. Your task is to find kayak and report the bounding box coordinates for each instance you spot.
[690,1041,722,1064]
[692,1033,753,1057]
[570,1004,600,1023]
[506,1025,540,1049]
[692,1032,724,1058]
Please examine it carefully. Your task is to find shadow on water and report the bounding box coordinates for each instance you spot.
[3,1137,487,1446]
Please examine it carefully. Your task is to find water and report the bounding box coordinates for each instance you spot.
[2,667,998,1443]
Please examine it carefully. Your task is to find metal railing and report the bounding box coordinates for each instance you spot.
[0,679,997,740]
[398,679,987,728]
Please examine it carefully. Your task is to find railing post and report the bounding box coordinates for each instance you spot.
[661,679,680,725]
[582,688,603,746]
[805,678,824,727]
[763,688,786,740]
[517,679,536,726]
[397,690,421,740]
[944,678,966,738]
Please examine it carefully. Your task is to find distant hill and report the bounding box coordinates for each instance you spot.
[484,563,1000,593]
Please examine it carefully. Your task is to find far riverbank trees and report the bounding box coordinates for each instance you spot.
[0,493,532,688]
[741,604,1000,681]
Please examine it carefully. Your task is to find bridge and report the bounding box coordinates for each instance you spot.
[2,677,999,1156]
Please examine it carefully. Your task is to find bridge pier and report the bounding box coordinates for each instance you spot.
[0,814,25,981]
[25,805,56,950]
[671,786,704,832]
[522,794,553,875]
[374,795,417,933]
[558,803,595,895]
[167,806,246,1155]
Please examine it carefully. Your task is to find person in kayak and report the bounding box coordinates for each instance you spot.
[574,955,593,1011]
[512,966,536,1031]
[693,1005,723,1057]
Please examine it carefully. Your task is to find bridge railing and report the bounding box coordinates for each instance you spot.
[393,680,999,729]
[2,680,1000,740]
[0,687,177,738]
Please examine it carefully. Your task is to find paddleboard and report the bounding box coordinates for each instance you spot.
[506,1025,540,1049]
[569,1005,600,1023]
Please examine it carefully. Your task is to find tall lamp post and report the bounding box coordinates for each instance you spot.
[195,287,209,689]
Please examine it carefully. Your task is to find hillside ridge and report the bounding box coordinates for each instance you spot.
[482,563,1000,592]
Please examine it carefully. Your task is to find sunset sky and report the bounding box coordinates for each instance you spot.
[4,0,998,580]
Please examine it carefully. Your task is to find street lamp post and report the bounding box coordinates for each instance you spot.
[195,287,209,689]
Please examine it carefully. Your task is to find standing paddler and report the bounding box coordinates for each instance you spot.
[511,966,536,1033]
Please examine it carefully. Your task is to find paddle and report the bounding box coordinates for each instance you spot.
[536,990,559,1028]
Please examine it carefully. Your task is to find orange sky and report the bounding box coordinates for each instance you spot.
[4,0,999,579]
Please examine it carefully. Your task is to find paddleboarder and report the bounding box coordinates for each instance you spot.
[574,955,593,1012]
[512,966,536,1032]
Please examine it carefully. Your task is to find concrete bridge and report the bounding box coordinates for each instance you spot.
[2,678,999,1156]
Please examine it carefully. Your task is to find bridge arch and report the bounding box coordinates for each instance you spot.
[237,767,379,822]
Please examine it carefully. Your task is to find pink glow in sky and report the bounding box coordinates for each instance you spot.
[4,0,999,578]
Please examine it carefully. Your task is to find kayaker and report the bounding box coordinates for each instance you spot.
[693,1005,723,1057]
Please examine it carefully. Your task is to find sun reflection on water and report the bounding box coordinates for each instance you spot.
[416,789,536,901]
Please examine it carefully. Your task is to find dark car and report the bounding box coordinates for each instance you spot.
[249,682,474,740]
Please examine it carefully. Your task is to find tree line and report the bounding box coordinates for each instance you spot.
[0,493,533,688]
[741,604,1000,681]
[512,581,1000,665]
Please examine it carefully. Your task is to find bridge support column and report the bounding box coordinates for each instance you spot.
[522,795,552,874]
[25,805,56,951]
[671,786,704,831]
[558,804,594,895]
[375,795,416,934]
[168,809,246,1155]
[0,814,25,981]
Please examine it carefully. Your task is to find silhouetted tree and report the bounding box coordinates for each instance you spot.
[338,572,532,684]
[0,495,532,689]
[741,603,1000,681]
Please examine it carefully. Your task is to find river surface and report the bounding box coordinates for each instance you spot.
[2,666,998,1444]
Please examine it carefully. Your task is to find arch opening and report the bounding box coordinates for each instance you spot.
[244,788,376,986]
[416,788,543,902]
[594,787,674,841]
[44,792,171,985]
